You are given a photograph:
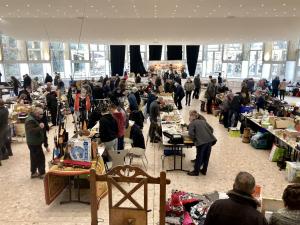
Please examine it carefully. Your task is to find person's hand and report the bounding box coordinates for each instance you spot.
[39,123,45,129]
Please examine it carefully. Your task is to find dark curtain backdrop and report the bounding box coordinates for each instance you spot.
[167,45,182,60]
[186,45,200,76]
[130,45,147,75]
[110,45,126,76]
[149,45,162,61]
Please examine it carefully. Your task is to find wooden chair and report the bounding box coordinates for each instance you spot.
[90,165,170,225]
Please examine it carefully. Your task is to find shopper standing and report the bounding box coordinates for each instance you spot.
[25,106,45,179]
[0,99,9,166]
[184,77,194,106]
[187,110,216,176]
[23,74,32,89]
[192,74,201,99]
[44,73,53,84]
[206,79,217,114]
[279,79,287,100]
[272,76,280,98]
[10,76,21,96]
[174,82,185,110]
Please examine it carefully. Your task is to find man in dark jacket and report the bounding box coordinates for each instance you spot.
[0,100,9,166]
[204,172,268,225]
[193,74,201,99]
[174,82,185,110]
[45,73,53,84]
[272,76,280,98]
[149,97,163,142]
[228,93,241,128]
[187,110,216,176]
[23,74,32,89]
[25,106,45,179]
[128,91,138,111]
[206,79,217,114]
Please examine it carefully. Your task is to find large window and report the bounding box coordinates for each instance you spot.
[272,41,288,61]
[223,43,243,61]
[90,44,109,77]
[29,63,43,79]
[271,64,286,80]
[70,43,89,61]
[50,42,65,75]
[27,41,42,61]
[205,45,222,76]
[249,42,263,78]
[4,64,20,79]
[70,43,89,78]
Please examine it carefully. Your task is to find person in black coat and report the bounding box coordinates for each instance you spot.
[18,87,32,104]
[46,90,58,126]
[0,100,9,166]
[10,76,21,96]
[204,172,268,225]
[23,74,32,89]
[44,73,53,84]
[174,83,185,110]
[228,93,241,128]
[130,123,145,149]
[272,76,280,98]
[129,110,144,129]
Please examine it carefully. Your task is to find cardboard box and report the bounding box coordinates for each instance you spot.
[274,117,294,129]
[286,161,300,183]
[269,116,276,127]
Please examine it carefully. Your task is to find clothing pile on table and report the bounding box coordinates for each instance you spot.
[165,190,219,225]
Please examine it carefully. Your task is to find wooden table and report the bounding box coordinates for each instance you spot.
[44,157,107,205]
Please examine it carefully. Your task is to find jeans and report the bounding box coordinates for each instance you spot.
[194,143,212,173]
[185,91,192,106]
[272,89,279,98]
[207,98,213,114]
[28,144,45,175]
[193,88,200,99]
[280,90,286,100]
[228,110,239,128]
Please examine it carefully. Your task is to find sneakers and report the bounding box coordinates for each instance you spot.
[31,173,39,179]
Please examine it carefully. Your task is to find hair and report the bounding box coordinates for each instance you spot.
[282,184,300,210]
[189,110,206,121]
[233,172,256,195]
[0,99,4,107]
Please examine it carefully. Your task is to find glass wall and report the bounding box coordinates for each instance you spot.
[0,33,297,81]
[249,42,263,78]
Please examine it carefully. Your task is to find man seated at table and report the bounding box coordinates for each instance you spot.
[204,171,268,225]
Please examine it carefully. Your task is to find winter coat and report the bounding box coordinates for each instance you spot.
[188,119,216,147]
[174,85,185,100]
[23,76,32,88]
[194,76,201,89]
[206,82,217,99]
[74,94,91,112]
[25,114,44,145]
[269,208,300,225]
[184,81,195,92]
[146,93,157,114]
[204,190,268,225]
[130,124,145,149]
[128,93,138,111]
[45,74,53,83]
[149,100,160,123]
[0,106,9,148]
[112,110,126,138]
[99,114,118,142]
[272,79,280,89]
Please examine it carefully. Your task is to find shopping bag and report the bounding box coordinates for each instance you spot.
[269,145,286,162]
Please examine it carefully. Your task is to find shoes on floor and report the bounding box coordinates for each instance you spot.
[200,169,207,175]
[31,173,39,179]
[187,171,199,176]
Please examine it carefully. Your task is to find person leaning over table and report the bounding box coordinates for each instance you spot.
[204,172,268,225]
[269,184,300,225]
[25,105,46,179]
[187,110,217,176]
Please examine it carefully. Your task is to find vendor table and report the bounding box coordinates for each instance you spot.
[159,95,194,172]
[243,115,300,161]
[44,157,107,205]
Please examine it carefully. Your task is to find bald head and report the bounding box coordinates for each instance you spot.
[233,172,256,195]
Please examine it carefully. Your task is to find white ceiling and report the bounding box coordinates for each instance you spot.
[0,0,300,44]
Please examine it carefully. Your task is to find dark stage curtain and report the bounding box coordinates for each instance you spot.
[149,45,162,61]
[130,45,146,75]
[167,45,182,60]
[110,45,126,76]
[186,45,200,76]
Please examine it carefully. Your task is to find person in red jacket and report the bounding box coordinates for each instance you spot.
[74,88,91,129]
[110,103,126,150]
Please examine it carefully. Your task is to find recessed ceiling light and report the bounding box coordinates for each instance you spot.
[26,4,30,7]
[282,3,287,7]
[283,11,287,14]
[48,4,51,8]
[95,9,99,12]
[69,5,72,8]
[239,4,243,8]
[5,4,8,7]
[133,5,136,8]
[273,8,277,11]
[188,15,191,18]
[90,5,94,8]
[175,5,178,8]
[196,5,200,8]
[261,3,265,8]
[293,8,297,11]
[112,5,115,8]
[218,4,222,8]
[17,9,20,12]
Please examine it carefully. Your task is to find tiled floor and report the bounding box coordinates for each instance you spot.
[0,96,291,225]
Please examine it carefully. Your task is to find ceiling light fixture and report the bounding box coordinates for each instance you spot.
[239,4,243,8]
[261,3,265,8]
[293,8,297,11]
[218,4,222,8]
[26,4,30,7]
[48,4,51,8]
[69,5,72,8]
[90,5,94,8]
[282,3,287,7]
[5,4,8,7]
